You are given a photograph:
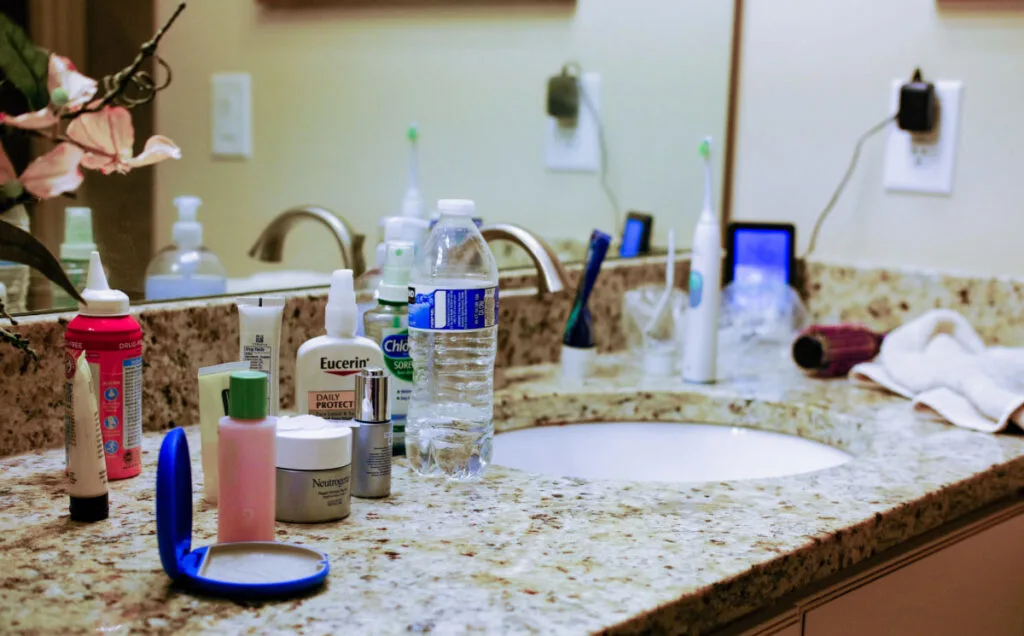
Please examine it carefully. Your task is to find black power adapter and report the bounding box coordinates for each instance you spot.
[546,63,580,121]
[897,68,937,133]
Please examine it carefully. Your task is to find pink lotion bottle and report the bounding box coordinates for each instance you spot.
[218,371,276,543]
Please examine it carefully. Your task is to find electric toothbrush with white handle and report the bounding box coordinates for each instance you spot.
[682,137,722,384]
[401,122,423,219]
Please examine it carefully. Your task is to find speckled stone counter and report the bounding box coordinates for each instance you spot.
[0,255,684,457]
[3,356,1024,635]
[800,259,1024,343]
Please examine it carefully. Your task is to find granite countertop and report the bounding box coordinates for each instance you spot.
[3,356,1024,635]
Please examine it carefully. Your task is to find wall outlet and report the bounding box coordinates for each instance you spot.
[211,73,252,158]
[545,73,600,173]
[883,79,962,195]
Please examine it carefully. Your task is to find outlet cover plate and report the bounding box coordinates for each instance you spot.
[883,79,962,195]
[545,73,600,173]
[211,73,253,159]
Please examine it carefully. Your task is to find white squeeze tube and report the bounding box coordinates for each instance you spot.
[197,361,252,504]
[68,352,109,522]
[236,296,285,415]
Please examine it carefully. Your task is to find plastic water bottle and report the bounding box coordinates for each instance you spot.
[407,199,499,480]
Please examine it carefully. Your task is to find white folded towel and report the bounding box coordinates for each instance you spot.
[850,309,1024,433]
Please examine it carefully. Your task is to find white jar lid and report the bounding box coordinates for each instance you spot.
[276,415,352,471]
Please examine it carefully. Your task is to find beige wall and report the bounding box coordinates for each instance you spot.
[154,0,734,278]
[733,0,1024,277]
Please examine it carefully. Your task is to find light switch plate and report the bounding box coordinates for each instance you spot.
[545,72,600,173]
[883,79,962,195]
[211,73,252,158]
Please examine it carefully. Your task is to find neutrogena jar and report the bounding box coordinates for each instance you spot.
[275,415,352,523]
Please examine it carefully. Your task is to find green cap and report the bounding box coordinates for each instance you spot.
[229,371,267,420]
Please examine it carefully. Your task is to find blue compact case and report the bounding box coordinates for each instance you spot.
[156,428,330,598]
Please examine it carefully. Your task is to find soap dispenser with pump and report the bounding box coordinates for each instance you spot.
[145,196,228,300]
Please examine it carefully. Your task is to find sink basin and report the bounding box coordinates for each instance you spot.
[492,422,852,482]
[226,271,333,294]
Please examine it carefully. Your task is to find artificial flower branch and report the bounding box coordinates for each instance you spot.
[0,299,36,370]
[0,2,186,364]
[71,2,186,117]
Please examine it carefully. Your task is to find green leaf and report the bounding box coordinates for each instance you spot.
[0,219,83,303]
[0,14,49,111]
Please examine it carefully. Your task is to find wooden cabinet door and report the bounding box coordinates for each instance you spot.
[803,512,1024,636]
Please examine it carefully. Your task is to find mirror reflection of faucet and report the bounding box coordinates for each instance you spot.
[248,205,366,279]
[480,223,570,296]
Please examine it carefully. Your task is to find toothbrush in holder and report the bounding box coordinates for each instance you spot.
[561,229,612,380]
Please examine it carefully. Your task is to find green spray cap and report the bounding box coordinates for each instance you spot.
[229,371,267,420]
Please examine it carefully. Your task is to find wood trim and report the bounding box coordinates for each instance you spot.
[714,496,1024,635]
[720,0,744,243]
[257,0,574,6]
[27,0,88,310]
[798,498,1024,613]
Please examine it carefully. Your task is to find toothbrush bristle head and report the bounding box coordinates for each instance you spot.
[698,137,712,160]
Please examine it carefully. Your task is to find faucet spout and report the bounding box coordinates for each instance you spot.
[480,223,569,295]
[248,205,366,278]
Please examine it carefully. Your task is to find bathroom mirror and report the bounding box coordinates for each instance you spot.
[2,0,737,313]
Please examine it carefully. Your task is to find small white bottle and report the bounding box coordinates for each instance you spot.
[296,269,384,422]
[682,137,722,384]
[52,206,96,309]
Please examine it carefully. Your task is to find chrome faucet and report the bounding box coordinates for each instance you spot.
[248,205,366,278]
[480,223,569,295]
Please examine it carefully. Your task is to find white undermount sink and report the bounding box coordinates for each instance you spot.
[226,271,333,294]
[492,422,852,482]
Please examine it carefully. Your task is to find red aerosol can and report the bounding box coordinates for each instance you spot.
[65,251,143,480]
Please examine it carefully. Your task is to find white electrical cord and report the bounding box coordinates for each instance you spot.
[803,114,897,259]
[577,75,622,233]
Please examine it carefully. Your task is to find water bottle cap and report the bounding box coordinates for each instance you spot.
[436,199,476,217]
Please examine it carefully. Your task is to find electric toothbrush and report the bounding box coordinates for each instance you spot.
[681,137,722,384]
[401,123,423,219]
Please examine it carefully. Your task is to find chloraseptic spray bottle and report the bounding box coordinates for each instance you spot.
[682,137,722,384]
[363,237,415,455]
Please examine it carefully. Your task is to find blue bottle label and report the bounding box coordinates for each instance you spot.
[408,285,498,331]
[689,271,704,309]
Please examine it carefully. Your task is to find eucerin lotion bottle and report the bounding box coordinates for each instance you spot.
[296,270,384,422]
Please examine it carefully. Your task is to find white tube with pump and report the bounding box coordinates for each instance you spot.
[236,296,285,415]
[297,270,384,422]
[682,137,722,384]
